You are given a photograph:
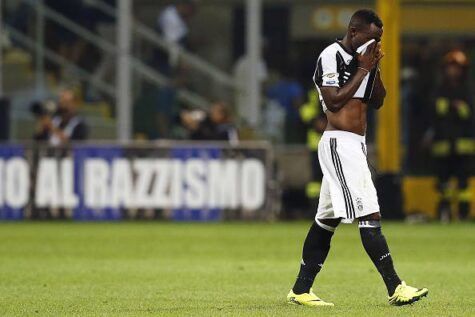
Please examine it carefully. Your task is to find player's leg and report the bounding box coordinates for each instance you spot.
[329,137,401,295]
[292,217,340,295]
[287,176,337,307]
[358,212,401,295]
[287,217,339,307]
[358,212,428,305]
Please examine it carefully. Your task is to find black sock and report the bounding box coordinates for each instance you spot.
[359,221,401,295]
[292,221,335,294]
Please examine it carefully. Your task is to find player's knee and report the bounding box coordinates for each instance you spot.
[358,212,381,221]
[358,213,382,234]
[316,218,341,231]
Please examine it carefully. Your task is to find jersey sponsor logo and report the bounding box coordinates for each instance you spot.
[323,73,337,78]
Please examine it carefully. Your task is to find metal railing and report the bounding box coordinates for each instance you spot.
[85,0,239,90]
[14,0,214,109]
[5,25,116,98]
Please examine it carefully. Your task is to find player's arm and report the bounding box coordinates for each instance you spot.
[320,70,370,113]
[319,43,380,113]
[368,69,386,109]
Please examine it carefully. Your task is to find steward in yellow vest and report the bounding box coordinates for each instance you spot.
[299,90,327,201]
[430,50,473,221]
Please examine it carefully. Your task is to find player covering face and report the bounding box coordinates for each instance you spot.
[287,9,428,307]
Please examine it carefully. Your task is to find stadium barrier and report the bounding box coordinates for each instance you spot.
[0,141,277,221]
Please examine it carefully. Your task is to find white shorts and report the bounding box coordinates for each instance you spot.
[316,131,380,221]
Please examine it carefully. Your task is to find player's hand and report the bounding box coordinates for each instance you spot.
[357,42,378,71]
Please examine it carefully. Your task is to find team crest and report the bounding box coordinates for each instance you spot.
[356,198,363,211]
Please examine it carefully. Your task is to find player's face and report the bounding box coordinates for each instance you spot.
[351,23,383,50]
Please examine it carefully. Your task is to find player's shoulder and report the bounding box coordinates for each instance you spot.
[318,42,340,60]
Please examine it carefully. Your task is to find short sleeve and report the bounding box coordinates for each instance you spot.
[313,51,339,88]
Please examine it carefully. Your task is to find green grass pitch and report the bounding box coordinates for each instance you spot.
[0,221,473,316]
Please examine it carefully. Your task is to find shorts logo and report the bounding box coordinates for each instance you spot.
[324,73,337,78]
[356,198,363,211]
[326,80,336,84]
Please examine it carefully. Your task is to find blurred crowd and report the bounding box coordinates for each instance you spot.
[14,1,474,221]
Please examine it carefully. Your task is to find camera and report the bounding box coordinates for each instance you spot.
[30,100,58,118]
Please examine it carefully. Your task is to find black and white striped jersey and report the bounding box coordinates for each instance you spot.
[313,41,377,112]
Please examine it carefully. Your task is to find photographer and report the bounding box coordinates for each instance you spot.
[180,102,238,144]
[32,89,88,145]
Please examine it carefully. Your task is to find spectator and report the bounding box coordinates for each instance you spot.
[149,1,197,139]
[181,102,238,144]
[156,0,197,74]
[33,89,88,146]
[32,100,56,142]
[233,49,268,127]
[425,49,474,221]
[266,66,305,144]
[260,98,285,143]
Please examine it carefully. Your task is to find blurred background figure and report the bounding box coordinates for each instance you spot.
[260,98,285,144]
[233,43,268,127]
[32,89,88,146]
[266,66,305,144]
[299,90,327,205]
[156,0,196,75]
[145,0,196,139]
[31,98,56,142]
[425,50,474,221]
[180,102,238,144]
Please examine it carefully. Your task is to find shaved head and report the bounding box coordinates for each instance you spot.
[349,9,383,31]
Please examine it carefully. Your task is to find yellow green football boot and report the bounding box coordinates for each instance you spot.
[287,289,334,307]
[388,281,429,306]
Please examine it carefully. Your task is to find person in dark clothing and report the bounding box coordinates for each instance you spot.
[33,89,88,145]
[181,102,238,144]
[155,0,197,74]
[427,49,474,221]
[266,66,305,144]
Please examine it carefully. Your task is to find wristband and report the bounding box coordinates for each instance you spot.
[358,66,370,74]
